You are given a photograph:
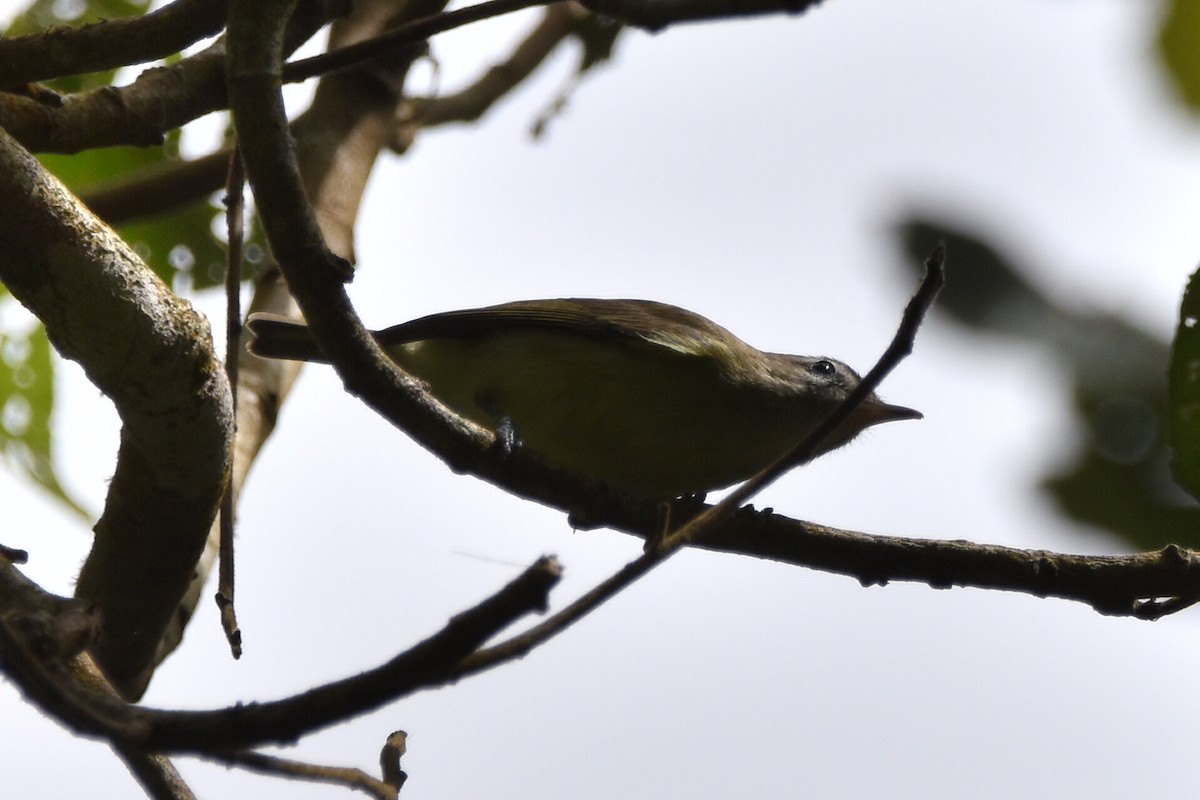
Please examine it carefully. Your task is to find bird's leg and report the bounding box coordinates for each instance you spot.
[494,415,520,459]
[643,501,673,554]
[476,392,520,459]
[644,494,707,554]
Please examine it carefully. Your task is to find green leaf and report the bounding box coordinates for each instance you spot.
[0,319,90,518]
[1168,265,1200,500]
[1157,0,1200,114]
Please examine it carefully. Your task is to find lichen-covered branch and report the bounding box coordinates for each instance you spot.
[0,127,234,699]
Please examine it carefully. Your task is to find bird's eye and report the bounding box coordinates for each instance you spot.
[808,359,836,377]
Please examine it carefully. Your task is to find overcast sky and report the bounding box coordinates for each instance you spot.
[7,0,1200,797]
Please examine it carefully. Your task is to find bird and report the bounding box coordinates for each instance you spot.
[247,298,921,499]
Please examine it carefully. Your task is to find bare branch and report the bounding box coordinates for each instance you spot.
[0,44,226,152]
[208,750,399,799]
[111,743,199,800]
[581,0,825,31]
[80,148,232,226]
[281,0,544,84]
[1,556,561,752]
[217,150,247,659]
[685,513,1200,619]
[455,550,662,678]
[394,2,589,149]
[0,2,336,154]
[0,553,98,663]
[227,0,352,281]
[0,558,197,799]
[112,742,199,800]
[0,0,229,87]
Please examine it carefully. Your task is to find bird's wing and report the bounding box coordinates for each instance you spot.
[373,298,747,360]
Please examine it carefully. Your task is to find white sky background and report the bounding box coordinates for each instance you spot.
[7,0,1200,797]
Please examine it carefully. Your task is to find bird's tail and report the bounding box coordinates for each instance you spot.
[245,313,329,363]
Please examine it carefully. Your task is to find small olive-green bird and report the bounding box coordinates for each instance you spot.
[247,299,921,499]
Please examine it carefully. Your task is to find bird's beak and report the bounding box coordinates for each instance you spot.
[854,398,923,426]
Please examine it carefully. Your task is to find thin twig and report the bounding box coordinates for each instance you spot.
[207,750,399,799]
[454,549,662,678]
[394,2,589,138]
[581,0,823,31]
[216,149,246,659]
[282,0,545,84]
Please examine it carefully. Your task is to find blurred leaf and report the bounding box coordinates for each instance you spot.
[0,320,89,518]
[5,0,153,94]
[896,221,1055,332]
[1168,265,1200,500]
[896,216,1200,551]
[118,205,236,290]
[1157,0,1200,114]
[1042,447,1200,552]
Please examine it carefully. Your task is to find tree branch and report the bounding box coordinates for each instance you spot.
[280,0,543,84]
[80,148,233,226]
[0,556,197,799]
[216,150,246,659]
[394,1,590,150]
[581,0,825,31]
[207,749,400,799]
[0,555,561,752]
[0,128,234,700]
[0,0,229,87]
[687,514,1200,619]
[0,1,337,154]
